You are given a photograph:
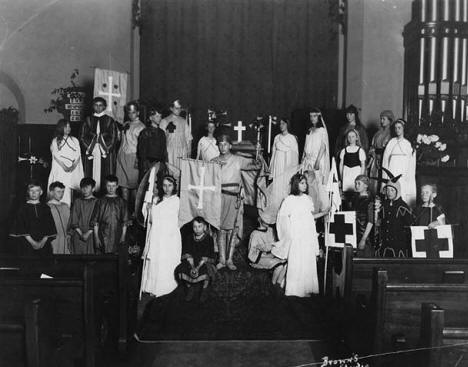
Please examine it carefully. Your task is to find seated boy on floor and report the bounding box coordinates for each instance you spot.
[176,216,216,303]
[413,183,446,228]
[248,216,286,287]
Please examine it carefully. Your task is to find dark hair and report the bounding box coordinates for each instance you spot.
[104,175,119,184]
[148,104,164,116]
[49,181,65,191]
[217,134,232,145]
[27,180,42,191]
[192,216,207,226]
[309,107,325,129]
[54,119,70,146]
[345,104,362,125]
[80,177,96,188]
[290,173,308,196]
[125,101,139,112]
[92,97,107,107]
[279,118,291,131]
[160,175,177,198]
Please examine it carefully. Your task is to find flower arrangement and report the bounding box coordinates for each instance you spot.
[415,133,451,165]
[44,69,85,116]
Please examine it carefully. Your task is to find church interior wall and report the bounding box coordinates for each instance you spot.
[346,0,412,127]
[0,0,133,124]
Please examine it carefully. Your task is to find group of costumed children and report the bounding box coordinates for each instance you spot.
[9,99,447,302]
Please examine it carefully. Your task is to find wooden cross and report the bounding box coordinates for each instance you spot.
[234,120,246,142]
[415,228,450,259]
[98,75,121,113]
[188,166,216,209]
[329,213,354,244]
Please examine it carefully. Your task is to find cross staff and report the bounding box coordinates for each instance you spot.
[234,121,246,142]
[188,165,216,209]
[98,75,121,114]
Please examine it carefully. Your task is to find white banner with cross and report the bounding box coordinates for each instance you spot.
[93,68,128,124]
[410,225,453,259]
[179,159,222,228]
[326,211,357,248]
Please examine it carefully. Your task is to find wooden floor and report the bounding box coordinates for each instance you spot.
[110,339,342,367]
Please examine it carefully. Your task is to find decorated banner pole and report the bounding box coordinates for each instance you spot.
[323,190,333,294]
[268,115,272,155]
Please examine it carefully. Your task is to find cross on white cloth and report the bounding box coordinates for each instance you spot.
[98,75,121,113]
[188,165,216,209]
[234,120,246,142]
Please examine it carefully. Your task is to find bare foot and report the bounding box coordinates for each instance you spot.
[216,261,226,270]
[226,260,237,271]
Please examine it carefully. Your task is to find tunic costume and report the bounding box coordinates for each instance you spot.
[48,136,84,205]
[248,227,285,269]
[137,125,167,175]
[211,154,252,232]
[79,113,119,191]
[10,202,57,257]
[197,136,219,162]
[301,127,330,185]
[69,196,98,254]
[116,119,145,189]
[140,195,181,298]
[276,194,320,297]
[176,233,216,284]
[382,137,416,207]
[340,146,366,192]
[90,196,130,254]
[160,114,192,169]
[413,205,446,226]
[47,201,70,254]
[368,127,391,195]
[335,123,369,157]
[349,193,375,257]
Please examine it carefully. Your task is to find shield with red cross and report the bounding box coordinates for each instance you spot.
[410,225,453,258]
[326,211,357,248]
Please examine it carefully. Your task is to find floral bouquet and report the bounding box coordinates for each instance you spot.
[415,134,451,165]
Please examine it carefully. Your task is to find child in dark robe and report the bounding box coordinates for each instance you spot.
[348,175,374,257]
[137,105,168,177]
[413,184,446,227]
[69,177,98,254]
[91,175,130,254]
[176,216,216,302]
[47,181,71,254]
[375,180,413,257]
[10,181,57,257]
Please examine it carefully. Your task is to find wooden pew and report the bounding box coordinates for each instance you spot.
[0,263,96,367]
[0,245,129,353]
[331,246,468,307]
[0,298,51,367]
[420,303,468,367]
[372,269,468,355]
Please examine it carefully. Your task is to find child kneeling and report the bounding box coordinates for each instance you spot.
[176,216,216,302]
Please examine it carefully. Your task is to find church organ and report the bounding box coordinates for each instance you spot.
[404,0,468,125]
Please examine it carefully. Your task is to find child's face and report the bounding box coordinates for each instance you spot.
[421,185,435,204]
[50,187,65,201]
[81,185,94,198]
[162,179,174,196]
[380,116,391,128]
[298,178,308,194]
[192,221,206,236]
[28,186,42,201]
[127,105,139,121]
[207,122,216,135]
[346,112,356,123]
[93,101,106,114]
[279,120,288,133]
[386,186,397,200]
[310,113,320,125]
[355,180,368,193]
[394,123,405,137]
[218,141,231,155]
[170,105,182,116]
[64,123,71,136]
[106,181,118,196]
[150,112,162,125]
[347,131,357,145]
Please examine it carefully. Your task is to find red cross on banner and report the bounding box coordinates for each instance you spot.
[411,225,454,258]
[326,211,356,248]
[179,159,222,229]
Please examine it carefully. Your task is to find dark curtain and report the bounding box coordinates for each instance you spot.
[140,0,339,138]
